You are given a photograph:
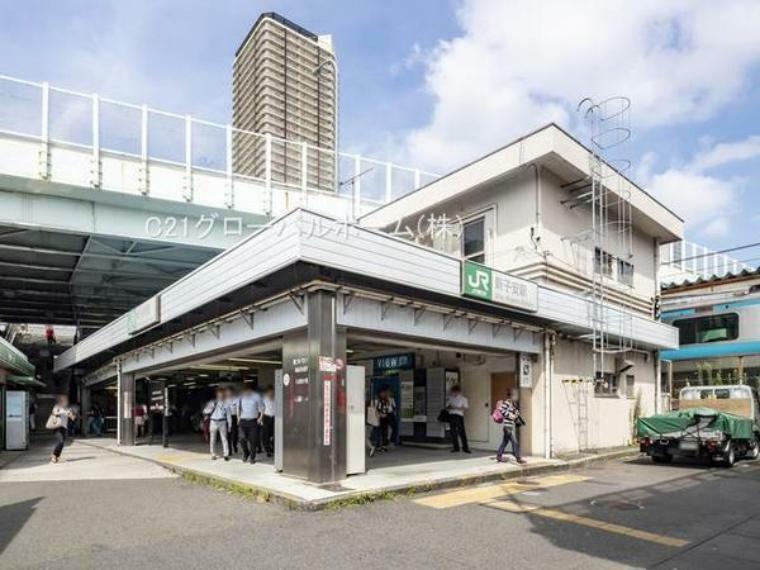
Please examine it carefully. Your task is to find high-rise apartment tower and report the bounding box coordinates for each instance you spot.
[233,12,337,192]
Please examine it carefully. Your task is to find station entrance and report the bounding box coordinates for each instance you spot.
[111,326,530,481]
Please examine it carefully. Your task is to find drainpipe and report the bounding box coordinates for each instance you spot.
[661,359,673,411]
[654,352,661,414]
[530,164,543,252]
[543,330,555,459]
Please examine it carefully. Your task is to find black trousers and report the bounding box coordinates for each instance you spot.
[238,419,260,460]
[53,427,66,458]
[448,414,469,451]
[228,415,239,453]
[262,415,275,454]
[379,415,392,446]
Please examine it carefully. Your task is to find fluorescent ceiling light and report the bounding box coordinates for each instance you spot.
[228,358,283,365]
[192,364,249,371]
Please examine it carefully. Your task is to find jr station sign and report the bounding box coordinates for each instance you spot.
[461,261,539,312]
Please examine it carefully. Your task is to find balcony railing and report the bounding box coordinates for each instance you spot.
[660,240,753,284]
[0,74,438,219]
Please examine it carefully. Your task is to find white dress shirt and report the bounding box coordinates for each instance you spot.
[446,394,469,416]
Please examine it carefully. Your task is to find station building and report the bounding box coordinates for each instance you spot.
[55,124,682,483]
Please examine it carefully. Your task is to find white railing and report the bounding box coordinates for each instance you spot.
[660,240,752,285]
[0,74,439,217]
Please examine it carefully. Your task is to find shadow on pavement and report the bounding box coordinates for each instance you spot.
[0,497,43,555]
[494,460,760,568]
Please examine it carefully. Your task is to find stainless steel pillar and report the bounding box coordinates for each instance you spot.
[281,290,347,483]
[162,382,169,448]
[80,386,91,438]
[117,362,135,446]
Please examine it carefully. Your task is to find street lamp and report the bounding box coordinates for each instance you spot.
[312,58,339,193]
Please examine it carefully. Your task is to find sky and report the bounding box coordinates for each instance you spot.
[1,0,760,256]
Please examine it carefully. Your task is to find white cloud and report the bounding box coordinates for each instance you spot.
[646,133,760,237]
[648,169,737,236]
[404,0,760,172]
[703,216,731,238]
[689,136,760,173]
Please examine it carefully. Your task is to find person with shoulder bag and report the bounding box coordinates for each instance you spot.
[47,394,75,463]
[366,398,381,457]
[204,388,232,461]
[494,393,527,464]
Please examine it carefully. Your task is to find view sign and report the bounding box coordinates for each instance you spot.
[461,261,539,312]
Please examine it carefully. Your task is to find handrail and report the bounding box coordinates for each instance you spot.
[0,73,438,210]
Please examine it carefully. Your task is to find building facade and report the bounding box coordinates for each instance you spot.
[232,12,337,192]
[55,124,682,483]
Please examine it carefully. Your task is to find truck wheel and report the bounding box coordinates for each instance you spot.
[746,442,759,460]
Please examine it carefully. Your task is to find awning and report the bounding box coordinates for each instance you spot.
[6,375,46,389]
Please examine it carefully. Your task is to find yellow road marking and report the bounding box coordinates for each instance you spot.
[485,500,689,548]
[155,454,186,464]
[413,474,589,509]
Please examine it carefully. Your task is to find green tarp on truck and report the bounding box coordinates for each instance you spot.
[637,407,759,441]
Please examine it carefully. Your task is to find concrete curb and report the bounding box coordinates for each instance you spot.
[78,439,640,511]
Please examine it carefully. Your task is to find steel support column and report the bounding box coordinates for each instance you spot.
[116,361,135,446]
[281,290,347,483]
[80,385,91,438]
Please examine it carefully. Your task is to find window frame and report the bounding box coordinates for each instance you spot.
[594,247,614,277]
[594,372,620,397]
[461,216,486,264]
[617,258,634,287]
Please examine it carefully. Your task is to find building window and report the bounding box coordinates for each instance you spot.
[462,218,486,263]
[594,372,619,396]
[624,374,635,398]
[594,247,613,277]
[673,313,739,345]
[617,259,634,286]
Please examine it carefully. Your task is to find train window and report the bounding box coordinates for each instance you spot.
[673,313,738,345]
[715,388,730,399]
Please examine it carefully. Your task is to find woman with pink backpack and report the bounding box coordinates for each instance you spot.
[493,395,527,465]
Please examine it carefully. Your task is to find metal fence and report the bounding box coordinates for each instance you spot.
[0,74,439,205]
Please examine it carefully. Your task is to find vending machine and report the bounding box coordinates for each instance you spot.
[5,390,29,450]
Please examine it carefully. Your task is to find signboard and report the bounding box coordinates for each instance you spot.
[323,380,332,446]
[462,261,539,312]
[519,353,533,389]
[127,296,161,335]
[399,379,414,421]
[373,353,415,374]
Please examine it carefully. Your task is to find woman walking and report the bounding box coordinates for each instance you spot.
[48,395,75,463]
[495,394,527,465]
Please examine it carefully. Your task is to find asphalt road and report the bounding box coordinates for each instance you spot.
[2,437,760,569]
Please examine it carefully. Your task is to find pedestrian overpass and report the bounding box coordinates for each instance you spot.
[0,75,436,331]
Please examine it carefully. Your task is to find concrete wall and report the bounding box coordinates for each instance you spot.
[410,166,657,315]
[549,338,655,455]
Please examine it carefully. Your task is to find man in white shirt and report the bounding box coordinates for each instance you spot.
[446,385,471,453]
[237,384,264,464]
[204,388,232,460]
[224,386,240,456]
[261,386,276,458]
